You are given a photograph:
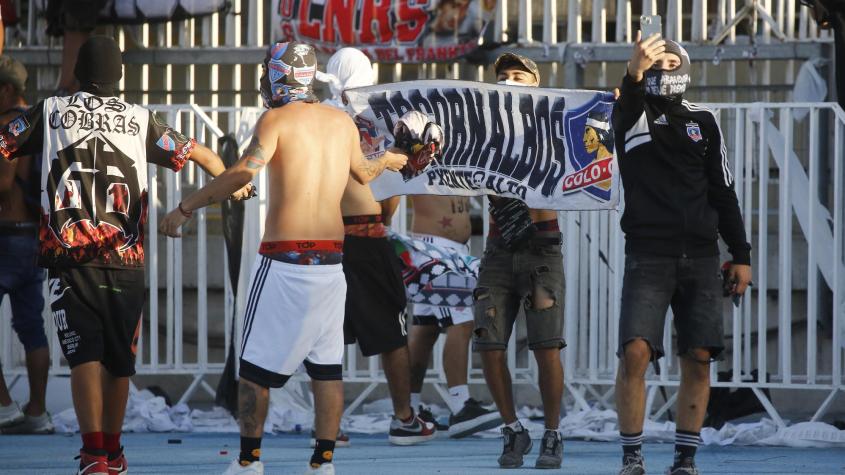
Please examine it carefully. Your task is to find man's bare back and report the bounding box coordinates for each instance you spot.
[341,178,382,218]
[159,98,405,239]
[0,110,36,223]
[260,102,358,242]
[411,195,472,244]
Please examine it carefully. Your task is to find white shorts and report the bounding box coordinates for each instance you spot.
[239,255,346,387]
[408,233,474,327]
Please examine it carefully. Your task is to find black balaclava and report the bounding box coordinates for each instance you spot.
[643,40,691,100]
[74,35,123,97]
[260,42,318,108]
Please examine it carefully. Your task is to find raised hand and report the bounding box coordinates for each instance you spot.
[627,30,666,82]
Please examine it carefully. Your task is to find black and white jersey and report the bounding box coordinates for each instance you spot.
[0,92,195,269]
[612,74,751,265]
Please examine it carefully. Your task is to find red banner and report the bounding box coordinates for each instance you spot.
[273,0,496,63]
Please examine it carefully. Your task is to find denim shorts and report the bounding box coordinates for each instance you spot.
[618,253,725,361]
[472,234,566,351]
[0,234,47,352]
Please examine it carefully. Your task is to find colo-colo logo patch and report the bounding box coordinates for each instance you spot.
[561,97,616,202]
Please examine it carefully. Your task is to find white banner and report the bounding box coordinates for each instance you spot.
[344,80,620,210]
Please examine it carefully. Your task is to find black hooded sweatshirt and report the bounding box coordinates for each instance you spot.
[612,73,751,265]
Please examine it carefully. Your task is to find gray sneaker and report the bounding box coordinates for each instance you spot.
[619,454,646,475]
[498,426,532,468]
[666,458,699,475]
[0,402,24,427]
[535,430,563,469]
[1,412,55,434]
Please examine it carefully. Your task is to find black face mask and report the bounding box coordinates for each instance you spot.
[643,40,691,99]
[74,36,123,97]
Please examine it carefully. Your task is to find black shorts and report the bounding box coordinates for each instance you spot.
[48,266,145,377]
[342,236,408,357]
[617,254,725,361]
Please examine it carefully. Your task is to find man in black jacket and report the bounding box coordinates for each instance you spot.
[612,33,752,475]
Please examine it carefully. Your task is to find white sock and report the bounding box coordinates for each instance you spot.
[410,392,422,410]
[506,420,524,432]
[446,385,470,414]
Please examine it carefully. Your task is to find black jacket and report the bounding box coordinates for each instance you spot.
[612,74,751,265]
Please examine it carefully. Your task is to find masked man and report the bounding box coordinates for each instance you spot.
[612,33,752,475]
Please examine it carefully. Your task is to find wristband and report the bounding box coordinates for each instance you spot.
[178,202,193,218]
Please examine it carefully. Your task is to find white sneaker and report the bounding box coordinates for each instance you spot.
[0,402,24,427]
[1,411,55,434]
[222,459,264,475]
[304,463,335,475]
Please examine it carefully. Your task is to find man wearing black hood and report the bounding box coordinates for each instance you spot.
[612,33,752,475]
[0,36,252,474]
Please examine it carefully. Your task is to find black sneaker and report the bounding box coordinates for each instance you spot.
[498,426,532,468]
[535,429,563,469]
[448,398,503,439]
[417,405,449,431]
[388,410,437,446]
[619,453,646,475]
[666,457,699,475]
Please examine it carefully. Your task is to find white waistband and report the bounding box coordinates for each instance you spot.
[408,233,470,254]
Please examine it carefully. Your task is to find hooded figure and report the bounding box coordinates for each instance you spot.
[316,47,375,109]
[643,40,691,100]
[74,35,123,97]
[259,41,318,108]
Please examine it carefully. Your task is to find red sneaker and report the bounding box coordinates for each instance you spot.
[76,450,109,475]
[108,447,128,474]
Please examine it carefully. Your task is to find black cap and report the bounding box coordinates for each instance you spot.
[74,35,123,86]
[494,52,540,83]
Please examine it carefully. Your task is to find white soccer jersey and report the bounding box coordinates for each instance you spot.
[0,92,196,268]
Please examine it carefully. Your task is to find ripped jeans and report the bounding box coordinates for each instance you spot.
[472,235,566,351]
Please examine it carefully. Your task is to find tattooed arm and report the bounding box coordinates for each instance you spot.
[159,112,277,237]
[349,120,408,185]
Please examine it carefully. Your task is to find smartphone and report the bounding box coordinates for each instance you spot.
[640,14,663,39]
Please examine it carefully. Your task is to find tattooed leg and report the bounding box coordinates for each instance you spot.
[238,378,269,437]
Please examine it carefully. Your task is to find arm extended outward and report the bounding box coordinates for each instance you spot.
[159,114,275,237]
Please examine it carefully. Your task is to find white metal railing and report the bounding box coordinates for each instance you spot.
[4,1,832,50]
[2,101,843,420]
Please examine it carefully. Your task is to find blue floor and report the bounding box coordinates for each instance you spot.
[1,432,843,474]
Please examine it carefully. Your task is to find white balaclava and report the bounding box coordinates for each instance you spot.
[316,47,375,109]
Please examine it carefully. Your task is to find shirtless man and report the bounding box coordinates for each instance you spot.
[473,53,565,469]
[319,47,438,445]
[407,195,502,438]
[0,56,53,435]
[159,42,407,475]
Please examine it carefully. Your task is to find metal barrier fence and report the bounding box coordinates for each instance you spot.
[1,101,843,422]
[2,0,833,105]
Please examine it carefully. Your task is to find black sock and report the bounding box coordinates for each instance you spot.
[310,439,336,468]
[673,430,700,467]
[620,431,643,459]
[239,436,262,465]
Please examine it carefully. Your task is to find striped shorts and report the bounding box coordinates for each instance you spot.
[238,254,346,388]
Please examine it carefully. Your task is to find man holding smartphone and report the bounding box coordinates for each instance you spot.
[612,29,752,475]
